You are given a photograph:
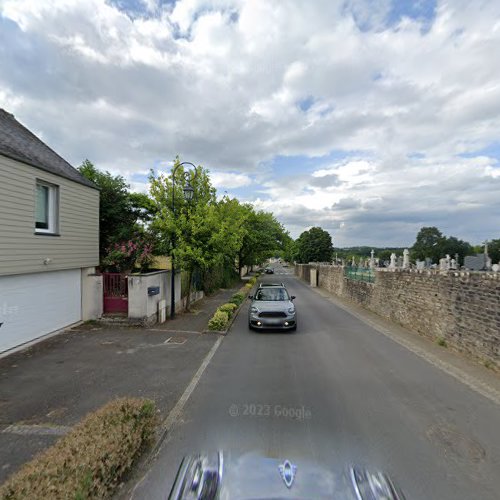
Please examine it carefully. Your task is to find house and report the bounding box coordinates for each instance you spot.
[0,109,100,354]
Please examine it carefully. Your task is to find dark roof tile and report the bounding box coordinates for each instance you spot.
[0,109,97,189]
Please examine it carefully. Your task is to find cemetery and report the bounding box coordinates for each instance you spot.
[296,244,500,371]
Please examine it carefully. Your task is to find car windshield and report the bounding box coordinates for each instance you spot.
[254,288,289,301]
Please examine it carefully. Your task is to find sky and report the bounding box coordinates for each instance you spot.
[1,0,499,246]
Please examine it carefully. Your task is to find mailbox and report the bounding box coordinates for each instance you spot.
[148,286,160,296]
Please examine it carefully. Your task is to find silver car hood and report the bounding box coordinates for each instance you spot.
[252,300,294,312]
[169,451,405,500]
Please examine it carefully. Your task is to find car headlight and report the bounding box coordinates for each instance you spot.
[251,307,259,314]
[287,307,295,314]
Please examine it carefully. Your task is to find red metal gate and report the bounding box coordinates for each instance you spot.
[103,273,128,314]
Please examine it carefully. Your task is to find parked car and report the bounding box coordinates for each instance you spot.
[264,267,274,274]
[248,285,296,331]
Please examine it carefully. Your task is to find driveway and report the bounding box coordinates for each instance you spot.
[0,324,218,483]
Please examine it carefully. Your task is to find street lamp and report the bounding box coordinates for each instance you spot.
[170,161,197,319]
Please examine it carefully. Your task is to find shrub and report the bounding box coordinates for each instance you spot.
[102,238,154,273]
[437,337,448,347]
[0,398,157,500]
[218,303,238,317]
[229,292,245,306]
[245,282,253,289]
[208,310,229,331]
[248,277,257,286]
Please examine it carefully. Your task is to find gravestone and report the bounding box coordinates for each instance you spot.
[403,249,410,269]
[492,264,499,273]
[370,249,375,269]
[464,254,487,271]
[389,253,396,269]
[416,260,425,270]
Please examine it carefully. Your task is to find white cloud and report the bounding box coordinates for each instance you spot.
[210,171,252,189]
[1,0,500,245]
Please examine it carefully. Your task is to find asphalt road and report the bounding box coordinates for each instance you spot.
[131,266,500,499]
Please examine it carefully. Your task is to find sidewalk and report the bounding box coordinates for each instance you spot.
[155,285,241,333]
[0,282,242,485]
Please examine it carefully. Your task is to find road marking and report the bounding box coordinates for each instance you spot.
[313,287,500,406]
[2,424,71,436]
[157,335,223,440]
[130,335,224,499]
[147,329,201,335]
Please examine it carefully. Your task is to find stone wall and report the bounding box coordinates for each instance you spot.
[296,264,500,370]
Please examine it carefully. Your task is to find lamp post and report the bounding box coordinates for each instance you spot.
[170,161,197,319]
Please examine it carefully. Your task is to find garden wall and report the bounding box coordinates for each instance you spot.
[296,264,500,370]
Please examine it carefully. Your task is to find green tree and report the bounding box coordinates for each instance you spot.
[78,159,138,258]
[411,226,445,263]
[215,196,250,275]
[441,236,472,266]
[487,239,500,264]
[238,209,289,270]
[149,159,222,310]
[295,227,333,263]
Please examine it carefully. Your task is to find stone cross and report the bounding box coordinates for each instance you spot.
[403,248,410,269]
[370,249,375,269]
[389,253,396,269]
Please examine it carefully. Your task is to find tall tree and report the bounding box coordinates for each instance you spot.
[411,226,445,263]
[238,209,289,271]
[487,239,500,264]
[411,226,472,265]
[295,227,333,263]
[441,236,472,265]
[78,159,137,258]
[149,159,241,310]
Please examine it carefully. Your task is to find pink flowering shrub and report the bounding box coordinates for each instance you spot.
[102,238,154,272]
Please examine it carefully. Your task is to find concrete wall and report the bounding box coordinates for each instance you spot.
[128,271,182,324]
[81,267,102,321]
[296,264,500,370]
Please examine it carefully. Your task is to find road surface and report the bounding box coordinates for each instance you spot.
[131,266,500,499]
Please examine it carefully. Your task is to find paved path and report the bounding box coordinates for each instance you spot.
[0,284,242,484]
[131,267,500,499]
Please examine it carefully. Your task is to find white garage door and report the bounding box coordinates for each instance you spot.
[0,269,81,353]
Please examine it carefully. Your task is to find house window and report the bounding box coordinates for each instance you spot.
[35,180,59,234]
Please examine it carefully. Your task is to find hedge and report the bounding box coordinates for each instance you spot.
[207,310,229,331]
[218,303,238,317]
[0,398,157,500]
[229,292,245,306]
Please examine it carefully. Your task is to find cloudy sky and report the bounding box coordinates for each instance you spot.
[1,0,499,246]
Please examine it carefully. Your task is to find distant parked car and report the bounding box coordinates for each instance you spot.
[264,267,274,274]
[248,285,297,331]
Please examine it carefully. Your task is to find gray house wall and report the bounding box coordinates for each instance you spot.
[0,154,99,276]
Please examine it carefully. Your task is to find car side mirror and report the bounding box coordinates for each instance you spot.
[291,295,296,300]
[248,295,253,299]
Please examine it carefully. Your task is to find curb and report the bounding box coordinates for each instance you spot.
[203,279,259,335]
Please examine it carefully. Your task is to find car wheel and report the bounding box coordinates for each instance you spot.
[291,324,297,331]
[248,322,253,330]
